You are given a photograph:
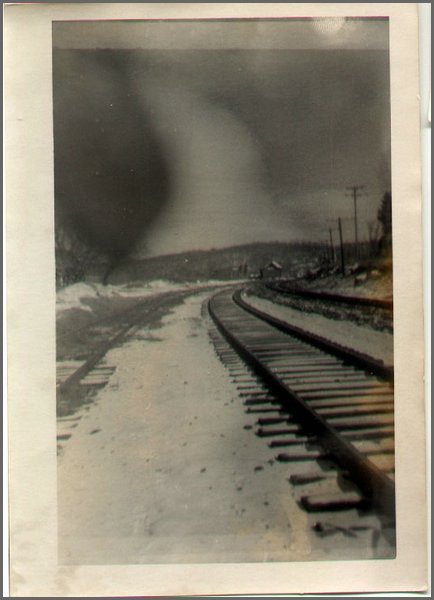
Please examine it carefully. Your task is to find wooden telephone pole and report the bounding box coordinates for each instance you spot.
[328,228,335,262]
[338,217,345,275]
[345,185,367,259]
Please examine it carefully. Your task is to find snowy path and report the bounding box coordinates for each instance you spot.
[58,291,314,564]
[57,289,385,565]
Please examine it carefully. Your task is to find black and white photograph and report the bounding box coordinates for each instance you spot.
[5,3,428,596]
[54,17,395,565]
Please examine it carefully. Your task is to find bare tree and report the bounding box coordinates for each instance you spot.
[377,191,392,253]
[367,221,381,257]
[55,222,104,288]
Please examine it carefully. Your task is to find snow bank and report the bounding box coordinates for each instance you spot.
[56,282,102,313]
[56,280,184,315]
[56,278,245,317]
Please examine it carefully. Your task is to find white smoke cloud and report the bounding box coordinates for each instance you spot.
[132,79,295,256]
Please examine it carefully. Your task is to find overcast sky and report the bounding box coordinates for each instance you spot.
[53,19,390,258]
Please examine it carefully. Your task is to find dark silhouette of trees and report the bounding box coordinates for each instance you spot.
[55,222,104,288]
[367,220,382,257]
[377,191,392,253]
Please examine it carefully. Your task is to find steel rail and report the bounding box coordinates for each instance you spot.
[234,289,393,383]
[208,289,395,519]
[57,289,192,393]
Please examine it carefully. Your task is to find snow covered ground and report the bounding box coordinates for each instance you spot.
[57,289,384,565]
[56,279,246,316]
[241,291,393,367]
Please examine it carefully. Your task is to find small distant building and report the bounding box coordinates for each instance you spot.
[260,260,283,279]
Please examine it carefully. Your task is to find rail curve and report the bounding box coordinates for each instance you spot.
[208,288,395,522]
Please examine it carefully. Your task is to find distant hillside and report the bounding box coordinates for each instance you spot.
[105,242,327,284]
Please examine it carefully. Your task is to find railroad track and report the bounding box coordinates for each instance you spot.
[56,287,218,395]
[266,281,393,310]
[208,288,395,543]
[56,284,233,452]
[56,288,194,452]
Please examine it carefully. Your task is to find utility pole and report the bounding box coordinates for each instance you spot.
[345,185,367,260]
[338,217,345,276]
[329,228,335,263]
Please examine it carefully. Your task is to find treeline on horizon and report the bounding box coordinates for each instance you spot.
[101,239,386,285]
[56,240,326,287]
[56,191,392,288]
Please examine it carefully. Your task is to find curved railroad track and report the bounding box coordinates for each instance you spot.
[56,288,195,450]
[56,284,234,451]
[266,281,393,310]
[208,287,395,539]
[57,289,193,394]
